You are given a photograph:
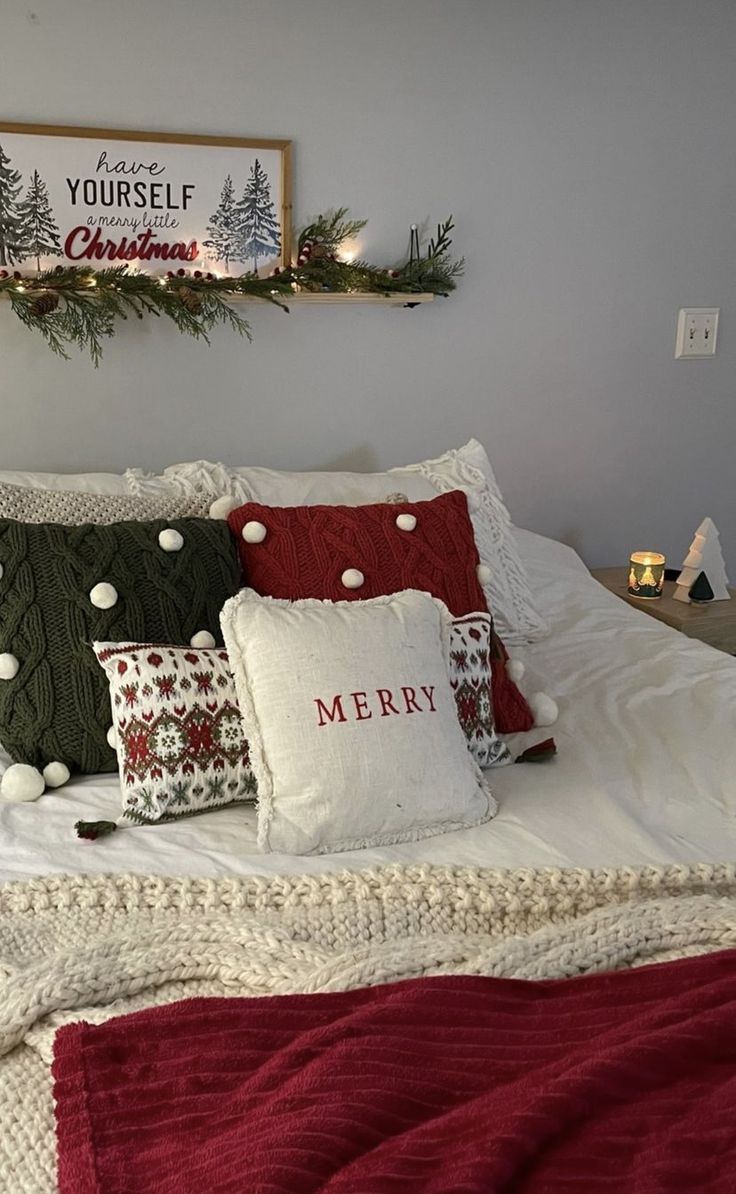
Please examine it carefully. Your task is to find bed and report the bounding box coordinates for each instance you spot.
[2,527,735,881]
[2,525,735,1192]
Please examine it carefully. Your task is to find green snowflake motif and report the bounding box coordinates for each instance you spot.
[170,780,191,807]
[206,775,226,805]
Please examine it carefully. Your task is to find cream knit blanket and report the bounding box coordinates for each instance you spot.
[2,862,736,1192]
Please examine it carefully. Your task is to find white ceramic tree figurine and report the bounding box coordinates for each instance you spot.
[673,518,731,603]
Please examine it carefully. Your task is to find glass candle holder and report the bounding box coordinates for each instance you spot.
[628,551,665,599]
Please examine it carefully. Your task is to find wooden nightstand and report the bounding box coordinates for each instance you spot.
[591,568,736,654]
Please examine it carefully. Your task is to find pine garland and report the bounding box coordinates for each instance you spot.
[0,209,462,365]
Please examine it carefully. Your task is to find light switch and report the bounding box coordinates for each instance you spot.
[675,308,719,358]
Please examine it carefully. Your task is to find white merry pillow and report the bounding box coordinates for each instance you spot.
[220,588,495,855]
[151,441,547,644]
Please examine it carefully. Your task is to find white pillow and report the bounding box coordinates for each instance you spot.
[0,469,131,493]
[158,441,548,644]
[220,588,495,855]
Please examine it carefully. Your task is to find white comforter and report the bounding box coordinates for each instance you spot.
[1,532,734,880]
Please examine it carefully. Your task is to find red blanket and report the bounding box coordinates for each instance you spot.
[53,950,736,1193]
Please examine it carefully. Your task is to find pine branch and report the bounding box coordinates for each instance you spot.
[0,208,461,361]
[298,207,368,256]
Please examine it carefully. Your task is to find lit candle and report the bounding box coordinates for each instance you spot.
[628,551,666,599]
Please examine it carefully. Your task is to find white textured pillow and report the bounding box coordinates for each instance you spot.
[220,588,495,855]
[154,441,547,644]
[0,481,211,524]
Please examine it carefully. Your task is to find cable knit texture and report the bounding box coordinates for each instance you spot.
[0,481,211,524]
[226,492,512,765]
[228,490,487,615]
[0,862,735,1192]
[0,519,241,774]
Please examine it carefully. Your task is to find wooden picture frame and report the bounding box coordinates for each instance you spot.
[0,121,292,276]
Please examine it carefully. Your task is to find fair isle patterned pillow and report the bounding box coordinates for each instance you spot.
[450,615,510,768]
[94,642,256,825]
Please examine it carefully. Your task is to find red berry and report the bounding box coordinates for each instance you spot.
[0,270,7,279]
[176,268,186,277]
[13,271,21,280]
[206,273,214,281]
[193,270,202,279]
[165,271,174,278]
[272,266,281,276]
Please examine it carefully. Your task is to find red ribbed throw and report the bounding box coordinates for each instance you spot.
[53,952,736,1193]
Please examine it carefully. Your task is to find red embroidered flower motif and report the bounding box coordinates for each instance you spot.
[450,649,469,672]
[147,652,163,668]
[154,673,177,701]
[121,682,139,707]
[126,727,151,768]
[193,670,214,695]
[468,627,482,642]
[117,660,128,675]
[184,653,199,664]
[184,709,214,758]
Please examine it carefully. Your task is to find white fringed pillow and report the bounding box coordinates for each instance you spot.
[155,440,548,644]
[220,588,495,855]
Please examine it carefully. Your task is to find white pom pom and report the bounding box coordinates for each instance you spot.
[106,726,117,750]
[476,563,492,585]
[341,568,364,589]
[158,528,184,552]
[1,763,45,802]
[0,653,19,680]
[528,692,559,727]
[190,630,216,649]
[90,582,118,610]
[395,513,417,532]
[506,659,525,683]
[242,520,267,544]
[0,563,4,579]
[209,495,239,520]
[42,761,70,789]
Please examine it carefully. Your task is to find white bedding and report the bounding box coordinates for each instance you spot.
[1,530,734,881]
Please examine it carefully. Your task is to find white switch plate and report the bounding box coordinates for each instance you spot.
[675,308,719,358]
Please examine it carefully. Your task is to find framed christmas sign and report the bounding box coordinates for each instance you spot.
[0,122,292,276]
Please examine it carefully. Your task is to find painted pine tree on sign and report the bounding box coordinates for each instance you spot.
[18,170,61,271]
[237,159,280,272]
[203,174,240,270]
[0,142,29,267]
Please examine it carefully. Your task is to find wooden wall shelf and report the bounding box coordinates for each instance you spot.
[0,290,434,306]
[265,292,435,306]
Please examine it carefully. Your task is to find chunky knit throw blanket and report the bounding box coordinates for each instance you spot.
[2,862,736,1193]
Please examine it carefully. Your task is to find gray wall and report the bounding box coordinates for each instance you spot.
[1,0,734,572]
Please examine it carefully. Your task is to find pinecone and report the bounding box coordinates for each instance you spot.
[29,292,60,317]
[178,286,203,315]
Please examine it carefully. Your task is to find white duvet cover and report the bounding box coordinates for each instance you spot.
[1,531,734,881]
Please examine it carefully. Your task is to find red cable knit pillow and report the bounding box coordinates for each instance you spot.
[228,490,486,615]
[227,491,526,764]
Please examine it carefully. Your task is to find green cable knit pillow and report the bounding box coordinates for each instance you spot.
[0,517,241,792]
